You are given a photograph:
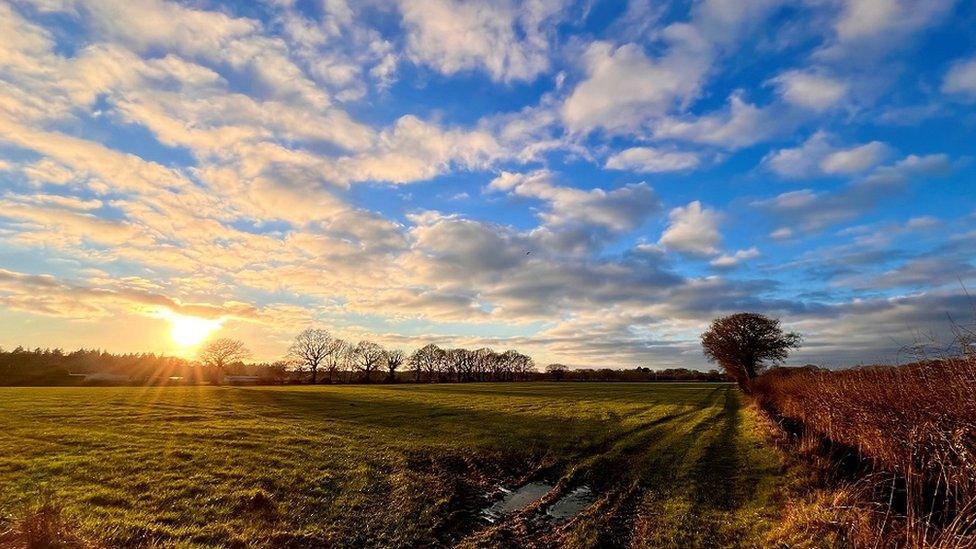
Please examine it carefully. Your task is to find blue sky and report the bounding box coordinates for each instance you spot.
[0,0,974,368]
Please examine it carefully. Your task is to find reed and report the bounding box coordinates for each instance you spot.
[753,357,976,547]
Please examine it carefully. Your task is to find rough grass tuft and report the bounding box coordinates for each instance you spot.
[236,489,277,517]
[0,492,95,549]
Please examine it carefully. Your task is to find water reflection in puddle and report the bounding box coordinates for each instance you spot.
[480,483,595,523]
[481,482,552,522]
[546,486,594,521]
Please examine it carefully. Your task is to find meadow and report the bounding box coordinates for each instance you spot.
[0,383,787,548]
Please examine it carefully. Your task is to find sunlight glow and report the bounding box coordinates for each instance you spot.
[168,314,222,347]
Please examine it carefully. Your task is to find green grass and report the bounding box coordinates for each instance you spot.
[0,383,788,548]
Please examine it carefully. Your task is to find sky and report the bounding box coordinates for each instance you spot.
[0,0,974,369]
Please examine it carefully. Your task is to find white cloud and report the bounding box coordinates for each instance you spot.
[771,69,848,110]
[0,115,192,194]
[272,1,400,99]
[488,170,661,236]
[560,0,786,137]
[653,92,780,149]
[764,133,891,178]
[762,131,834,178]
[862,153,952,186]
[757,153,953,231]
[397,0,564,82]
[818,0,955,60]
[763,189,819,210]
[710,247,760,269]
[832,0,950,41]
[820,141,891,174]
[905,216,940,230]
[336,115,504,184]
[561,35,711,134]
[691,0,788,46]
[659,201,721,255]
[605,147,701,173]
[942,57,976,99]
[75,0,332,108]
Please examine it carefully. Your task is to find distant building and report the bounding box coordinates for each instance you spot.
[223,375,261,384]
[70,372,131,383]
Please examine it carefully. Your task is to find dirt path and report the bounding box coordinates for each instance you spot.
[458,386,786,548]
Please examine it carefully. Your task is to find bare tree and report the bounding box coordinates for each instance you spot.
[410,343,444,382]
[409,345,426,382]
[354,340,386,382]
[336,340,357,383]
[512,352,534,380]
[445,348,475,382]
[385,349,404,382]
[498,350,528,381]
[495,350,516,381]
[288,328,333,384]
[701,312,801,392]
[448,348,476,382]
[323,338,348,383]
[488,349,508,381]
[199,338,250,383]
[472,348,496,382]
[546,363,568,381]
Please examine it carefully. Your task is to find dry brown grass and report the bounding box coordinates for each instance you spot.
[753,357,976,548]
[0,493,96,549]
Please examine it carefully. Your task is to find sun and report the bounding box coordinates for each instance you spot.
[168,314,222,347]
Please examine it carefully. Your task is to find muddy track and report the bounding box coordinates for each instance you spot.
[455,387,733,548]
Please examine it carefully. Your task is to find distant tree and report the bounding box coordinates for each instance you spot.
[495,350,517,381]
[410,343,444,382]
[199,338,251,384]
[546,363,569,381]
[354,341,386,382]
[323,338,349,383]
[472,348,496,382]
[488,349,510,381]
[266,361,290,384]
[385,349,404,382]
[510,351,535,381]
[288,328,335,384]
[336,341,357,382]
[701,313,801,392]
[445,348,477,382]
[457,349,478,382]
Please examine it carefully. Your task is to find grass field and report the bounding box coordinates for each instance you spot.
[0,383,788,548]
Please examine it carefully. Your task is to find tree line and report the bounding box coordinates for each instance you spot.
[277,328,536,384]
[0,346,287,385]
[7,311,801,386]
[0,330,730,385]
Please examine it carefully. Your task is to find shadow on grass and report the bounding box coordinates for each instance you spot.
[375,383,730,407]
[236,386,633,454]
[689,387,752,512]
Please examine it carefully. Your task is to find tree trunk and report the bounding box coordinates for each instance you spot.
[734,366,752,393]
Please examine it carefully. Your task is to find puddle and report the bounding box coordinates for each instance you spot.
[481,482,553,522]
[546,486,594,521]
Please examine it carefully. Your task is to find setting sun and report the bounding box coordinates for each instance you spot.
[168,315,222,347]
